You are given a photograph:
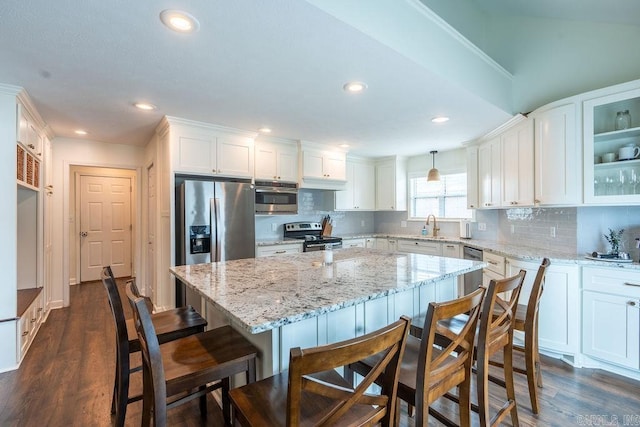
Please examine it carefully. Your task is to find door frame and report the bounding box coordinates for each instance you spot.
[69,166,138,288]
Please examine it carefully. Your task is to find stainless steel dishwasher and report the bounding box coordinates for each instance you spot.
[463,246,483,294]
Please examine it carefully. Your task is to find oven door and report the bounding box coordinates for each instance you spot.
[255,188,298,214]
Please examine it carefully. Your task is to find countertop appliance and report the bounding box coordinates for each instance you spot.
[463,245,483,294]
[284,222,342,252]
[460,220,472,239]
[255,180,298,215]
[176,177,256,305]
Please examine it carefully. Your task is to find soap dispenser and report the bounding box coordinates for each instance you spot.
[421,225,427,236]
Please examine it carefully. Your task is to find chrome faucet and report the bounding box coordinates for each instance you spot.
[426,214,439,237]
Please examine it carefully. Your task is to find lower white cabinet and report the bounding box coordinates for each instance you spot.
[441,243,461,258]
[506,258,580,356]
[255,243,302,257]
[342,238,366,249]
[582,267,640,370]
[364,237,376,248]
[397,239,441,256]
[374,238,397,251]
[17,289,45,362]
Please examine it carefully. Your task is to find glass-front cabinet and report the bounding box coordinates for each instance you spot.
[584,87,640,204]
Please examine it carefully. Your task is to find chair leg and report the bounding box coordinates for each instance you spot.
[458,370,472,427]
[476,353,491,427]
[114,354,130,427]
[524,333,540,414]
[222,377,231,426]
[199,385,207,418]
[503,343,520,427]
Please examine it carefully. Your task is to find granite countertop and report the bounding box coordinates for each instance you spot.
[170,247,483,334]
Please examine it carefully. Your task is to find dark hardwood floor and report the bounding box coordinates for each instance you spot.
[1,280,638,426]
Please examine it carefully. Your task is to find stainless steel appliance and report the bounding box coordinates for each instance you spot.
[284,222,342,252]
[255,180,298,215]
[463,245,483,294]
[175,177,256,305]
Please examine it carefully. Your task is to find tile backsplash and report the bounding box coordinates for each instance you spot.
[256,189,640,258]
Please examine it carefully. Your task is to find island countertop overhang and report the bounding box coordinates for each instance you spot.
[170,248,484,334]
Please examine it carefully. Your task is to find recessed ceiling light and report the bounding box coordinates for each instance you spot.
[431,116,450,123]
[74,129,88,135]
[258,127,272,133]
[339,143,350,148]
[160,10,200,33]
[134,102,156,111]
[343,81,368,93]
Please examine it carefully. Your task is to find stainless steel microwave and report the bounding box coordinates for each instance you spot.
[255,180,298,215]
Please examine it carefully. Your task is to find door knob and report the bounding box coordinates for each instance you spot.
[80,231,88,237]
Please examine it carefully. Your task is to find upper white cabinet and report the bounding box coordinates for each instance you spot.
[478,137,501,209]
[17,103,42,159]
[299,141,347,190]
[254,138,298,183]
[532,103,581,205]
[583,85,640,205]
[375,156,407,211]
[169,119,255,178]
[335,157,375,210]
[501,119,534,207]
[466,146,479,209]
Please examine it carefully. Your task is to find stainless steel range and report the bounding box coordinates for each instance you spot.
[284,222,342,252]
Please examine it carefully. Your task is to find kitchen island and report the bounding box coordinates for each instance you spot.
[170,247,483,379]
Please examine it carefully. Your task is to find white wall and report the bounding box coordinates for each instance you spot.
[51,137,144,307]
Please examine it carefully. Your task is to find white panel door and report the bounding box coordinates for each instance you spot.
[80,175,132,281]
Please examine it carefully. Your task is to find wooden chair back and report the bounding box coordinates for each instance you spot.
[524,258,550,330]
[126,277,154,313]
[415,286,486,425]
[479,270,526,357]
[101,266,130,362]
[126,282,168,427]
[286,316,411,427]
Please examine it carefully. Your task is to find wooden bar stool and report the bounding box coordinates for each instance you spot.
[101,267,208,427]
[489,258,550,414]
[126,282,258,427]
[349,288,486,427]
[229,316,411,427]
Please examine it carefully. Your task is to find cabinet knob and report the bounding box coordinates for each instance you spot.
[534,199,541,204]
[28,144,35,149]
[277,176,281,179]
[628,301,637,307]
[469,204,475,208]
[275,250,286,254]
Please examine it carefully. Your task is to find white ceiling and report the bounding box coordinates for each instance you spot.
[0,0,638,157]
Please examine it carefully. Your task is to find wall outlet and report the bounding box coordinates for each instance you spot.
[401,221,407,228]
[478,222,486,231]
[271,223,278,232]
[550,226,556,238]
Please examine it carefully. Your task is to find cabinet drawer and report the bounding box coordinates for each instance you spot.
[483,252,505,276]
[583,266,640,298]
[256,243,302,257]
[343,239,365,248]
[397,240,441,256]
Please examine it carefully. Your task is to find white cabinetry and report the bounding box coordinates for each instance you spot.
[501,119,534,207]
[172,121,255,178]
[17,103,42,159]
[583,84,640,205]
[478,137,502,208]
[441,242,461,258]
[466,146,479,209]
[255,243,302,257]
[335,158,375,210]
[506,258,579,356]
[375,238,398,251]
[533,103,581,205]
[254,138,298,183]
[583,267,640,370]
[342,238,366,249]
[299,142,347,189]
[375,156,407,211]
[397,239,441,256]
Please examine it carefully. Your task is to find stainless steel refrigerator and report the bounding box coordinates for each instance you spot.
[175,178,255,305]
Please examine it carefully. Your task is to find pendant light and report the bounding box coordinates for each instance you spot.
[427,150,440,182]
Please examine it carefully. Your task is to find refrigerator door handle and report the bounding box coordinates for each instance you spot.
[212,198,221,262]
